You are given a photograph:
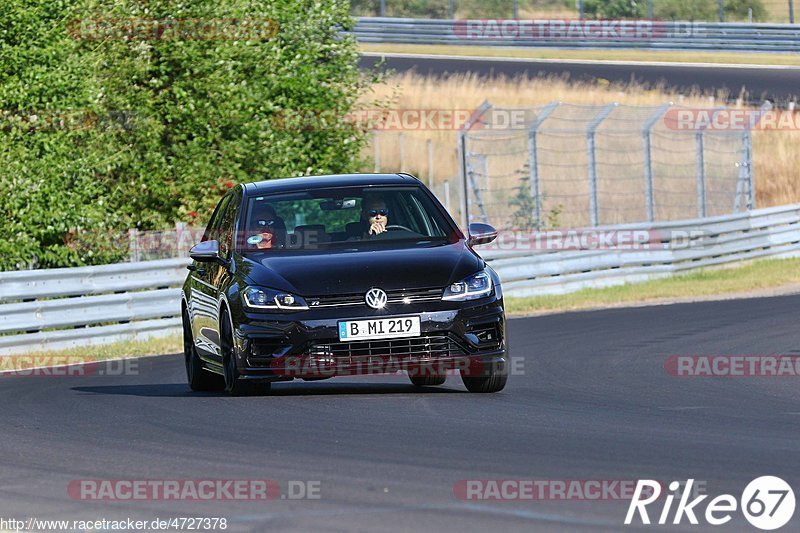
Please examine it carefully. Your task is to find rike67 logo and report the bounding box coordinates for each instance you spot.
[625,477,795,530]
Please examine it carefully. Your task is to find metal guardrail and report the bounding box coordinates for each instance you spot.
[481,203,800,296]
[352,17,800,52]
[0,258,189,355]
[1,204,799,355]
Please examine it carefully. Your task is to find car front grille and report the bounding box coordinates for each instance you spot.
[307,334,465,362]
[307,287,443,308]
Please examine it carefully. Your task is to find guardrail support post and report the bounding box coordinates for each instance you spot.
[528,102,559,229]
[642,104,671,222]
[695,130,706,217]
[587,103,617,227]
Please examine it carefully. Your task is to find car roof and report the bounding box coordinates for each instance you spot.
[242,173,420,196]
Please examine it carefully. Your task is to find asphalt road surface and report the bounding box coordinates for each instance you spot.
[2,295,800,532]
[360,53,800,105]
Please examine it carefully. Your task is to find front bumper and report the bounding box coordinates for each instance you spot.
[230,296,507,381]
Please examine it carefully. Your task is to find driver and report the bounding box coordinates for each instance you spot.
[361,196,389,237]
[247,203,286,250]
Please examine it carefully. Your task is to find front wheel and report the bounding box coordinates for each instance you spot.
[183,309,223,392]
[220,310,269,396]
[460,357,508,393]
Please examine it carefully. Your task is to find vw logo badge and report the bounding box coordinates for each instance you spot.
[365,288,388,309]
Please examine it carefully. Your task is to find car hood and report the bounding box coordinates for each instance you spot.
[240,242,484,295]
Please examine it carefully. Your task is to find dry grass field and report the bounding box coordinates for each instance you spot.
[359,73,800,223]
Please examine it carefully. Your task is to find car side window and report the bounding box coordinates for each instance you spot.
[202,195,232,243]
[218,190,241,257]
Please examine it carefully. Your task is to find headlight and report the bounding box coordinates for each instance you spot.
[243,286,309,311]
[442,270,493,301]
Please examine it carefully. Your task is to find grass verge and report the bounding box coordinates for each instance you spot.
[361,43,800,67]
[2,334,182,371]
[505,257,800,315]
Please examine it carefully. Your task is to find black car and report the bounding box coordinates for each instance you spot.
[181,173,507,395]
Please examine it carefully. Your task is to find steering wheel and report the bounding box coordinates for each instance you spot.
[385,224,414,232]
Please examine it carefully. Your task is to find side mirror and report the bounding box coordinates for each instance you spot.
[189,240,226,264]
[467,223,498,246]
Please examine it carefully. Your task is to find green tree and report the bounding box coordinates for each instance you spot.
[0,0,371,270]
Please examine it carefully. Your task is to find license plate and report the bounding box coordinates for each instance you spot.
[338,316,421,341]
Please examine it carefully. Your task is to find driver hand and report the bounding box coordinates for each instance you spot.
[256,232,274,249]
[369,222,386,235]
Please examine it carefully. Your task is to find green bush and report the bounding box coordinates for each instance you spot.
[0,0,371,270]
[655,0,766,21]
[584,0,645,18]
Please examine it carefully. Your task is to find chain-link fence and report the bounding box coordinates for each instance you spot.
[352,0,797,24]
[458,102,754,229]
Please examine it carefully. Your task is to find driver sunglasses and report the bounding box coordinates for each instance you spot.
[368,209,389,217]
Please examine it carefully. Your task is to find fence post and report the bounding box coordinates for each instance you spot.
[718,0,724,22]
[128,228,139,262]
[695,130,706,217]
[448,0,455,19]
[443,179,451,214]
[457,131,469,229]
[513,0,519,19]
[578,0,584,19]
[457,100,492,229]
[175,222,186,257]
[586,103,617,227]
[647,0,654,19]
[791,0,796,24]
[379,0,386,16]
[427,139,434,187]
[373,130,380,173]
[399,132,405,173]
[528,102,559,229]
[642,104,671,223]
[745,129,755,209]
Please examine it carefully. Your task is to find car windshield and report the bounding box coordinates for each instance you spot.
[239,186,457,253]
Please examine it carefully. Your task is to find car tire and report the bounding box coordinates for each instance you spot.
[220,310,266,396]
[460,358,508,393]
[183,309,224,392]
[409,375,447,387]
